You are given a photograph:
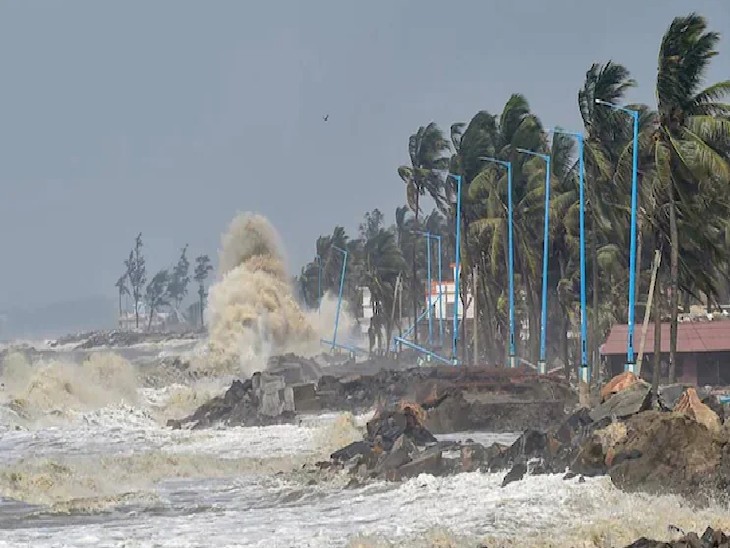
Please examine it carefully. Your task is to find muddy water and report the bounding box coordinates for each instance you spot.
[1,352,729,547]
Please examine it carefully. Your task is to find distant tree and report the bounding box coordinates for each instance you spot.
[358,209,385,241]
[114,273,129,317]
[167,244,191,319]
[194,255,214,328]
[124,233,147,329]
[145,269,170,331]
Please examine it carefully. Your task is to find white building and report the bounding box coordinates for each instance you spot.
[426,263,474,320]
[118,303,170,331]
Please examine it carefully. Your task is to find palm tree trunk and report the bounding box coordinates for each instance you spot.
[652,274,662,399]
[412,199,420,346]
[472,266,479,364]
[668,185,679,383]
[461,297,468,366]
[591,215,599,381]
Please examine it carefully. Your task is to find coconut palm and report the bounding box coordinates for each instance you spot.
[362,228,406,353]
[467,94,546,364]
[398,122,450,344]
[653,12,730,381]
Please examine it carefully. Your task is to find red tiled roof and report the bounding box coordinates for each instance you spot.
[601,321,730,355]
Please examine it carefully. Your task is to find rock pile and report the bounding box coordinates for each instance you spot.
[167,372,298,429]
[320,371,730,502]
[625,526,730,547]
[325,402,451,482]
[488,373,730,500]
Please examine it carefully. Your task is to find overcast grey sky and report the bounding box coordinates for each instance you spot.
[0,1,727,310]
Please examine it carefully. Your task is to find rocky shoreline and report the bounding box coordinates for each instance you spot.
[626,526,730,547]
[168,360,575,433]
[316,371,730,505]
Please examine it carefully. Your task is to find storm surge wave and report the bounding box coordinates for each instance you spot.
[206,212,322,376]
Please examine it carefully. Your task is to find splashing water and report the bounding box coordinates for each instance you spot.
[206,213,322,376]
[0,352,139,422]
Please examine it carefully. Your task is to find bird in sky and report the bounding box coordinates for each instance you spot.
[323,114,329,122]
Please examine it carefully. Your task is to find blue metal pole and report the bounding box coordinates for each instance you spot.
[594,100,641,375]
[507,161,516,369]
[436,235,444,348]
[540,157,551,374]
[332,246,348,351]
[551,131,589,382]
[426,232,433,348]
[479,157,516,368]
[578,134,589,380]
[626,110,640,372]
[451,174,462,365]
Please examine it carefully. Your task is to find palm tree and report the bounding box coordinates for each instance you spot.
[467,95,547,362]
[398,122,450,344]
[362,228,406,353]
[653,13,730,381]
[579,62,633,366]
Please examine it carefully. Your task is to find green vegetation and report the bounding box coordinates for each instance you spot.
[296,13,730,380]
[117,234,213,331]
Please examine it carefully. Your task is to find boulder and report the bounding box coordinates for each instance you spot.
[590,381,652,422]
[657,384,688,411]
[608,411,727,496]
[331,441,372,462]
[601,371,641,402]
[501,462,527,487]
[366,406,436,451]
[674,387,722,432]
[387,447,444,481]
[624,526,730,548]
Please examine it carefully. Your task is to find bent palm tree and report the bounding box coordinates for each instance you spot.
[654,12,730,381]
[398,122,450,344]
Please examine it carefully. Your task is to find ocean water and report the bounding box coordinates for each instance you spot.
[1,354,729,547]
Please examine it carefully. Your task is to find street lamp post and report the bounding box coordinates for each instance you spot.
[552,129,589,383]
[447,173,462,365]
[517,148,551,375]
[415,230,444,349]
[426,231,433,348]
[434,234,444,348]
[595,99,640,374]
[331,245,348,351]
[479,158,516,369]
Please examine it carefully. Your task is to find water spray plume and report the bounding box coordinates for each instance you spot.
[206,213,322,376]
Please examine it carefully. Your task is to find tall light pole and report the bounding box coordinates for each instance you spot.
[517,148,551,375]
[426,231,433,347]
[331,245,348,351]
[433,234,444,348]
[552,129,589,383]
[447,173,462,365]
[479,157,516,368]
[595,99,640,374]
[415,230,443,349]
